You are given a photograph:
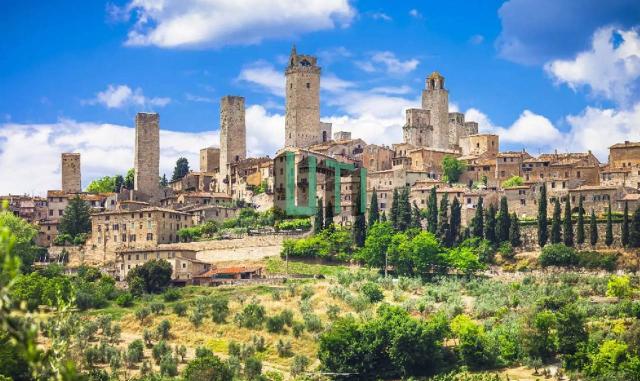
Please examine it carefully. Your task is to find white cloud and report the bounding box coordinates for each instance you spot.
[0,119,216,195]
[86,84,171,109]
[185,93,216,103]
[120,0,355,48]
[370,12,392,21]
[564,103,640,159]
[408,9,423,19]
[362,51,420,74]
[464,108,563,149]
[245,105,285,157]
[370,85,412,95]
[237,62,285,97]
[469,34,484,45]
[545,27,640,105]
[322,74,355,92]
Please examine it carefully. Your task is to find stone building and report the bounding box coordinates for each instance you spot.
[285,45,322,148]
[116,247,211,284]
[61,153,81,194]
[459,134,499,157]
[134,112,160,196]
[219,96,246,191]
[362,144,394,172]
[421,71,449,149]
[200,147,220,173]
[609,141,640,169]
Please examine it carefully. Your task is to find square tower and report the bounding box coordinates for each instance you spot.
[421,71,449,150]
[403,108,433,147]
[200,147,220,173]
[219,96,246,186]
[134,112,160,195]
[61,153,81,193]
[285,45,321,148]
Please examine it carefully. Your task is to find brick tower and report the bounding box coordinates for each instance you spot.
[134,112,160,195]
[219,96,246,187]
[61,153,81,193]
[285,45,321,148]
[422,71,449,149]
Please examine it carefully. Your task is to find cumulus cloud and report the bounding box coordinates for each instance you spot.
[364,51,420,74]
[86,84,171,109]
[0,119,216,195]
[408,9,423,19]
[496,0,640,65]
[119,0,355,48]
[545,27,640,105]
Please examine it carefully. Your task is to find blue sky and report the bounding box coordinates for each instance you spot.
[1,0,639,194]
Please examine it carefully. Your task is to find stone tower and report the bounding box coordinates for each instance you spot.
[285,45,321,148]
[61,153,81,193]
[200,147,220,173]
[422,71,449,149]
[403,108,432,147]
[219,96,246,186]
[134,112,160,195]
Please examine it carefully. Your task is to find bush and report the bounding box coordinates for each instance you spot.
[163,288,180,302]
[183,355,233,381]
[275,218,311,231]
[361,282,384,303]
[576,251,618,271]
[126,339,144,364]
[291,355,310,376]
[116,292,134,307]
[538,244,577,267]
[275,339,292,357]
[266,315,286,333]
[150,302,165,315]
[152,340,171,365]
[281,227,355,261]
[211,298,230,323]
[156,319,171,340]
[159,354,178,376]
[135,307,151,324]
[235,302,266,329]
[125,259,173,294]
[498,242,515,260]
[173,302,187,316]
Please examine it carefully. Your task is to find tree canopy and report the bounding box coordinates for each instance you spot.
[442,156,466,184]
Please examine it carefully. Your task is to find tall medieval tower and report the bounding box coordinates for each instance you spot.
[134,112,160,195]
[61,153,81,193]
[422,71,449,149]
[219,96,246,187]
[285,45,321,148]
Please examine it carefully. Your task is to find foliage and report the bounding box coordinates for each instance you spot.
[124,168,135,190]
[590,210,598,246]
[538,244,577,267]
[501,176,524,188]
[171,157,190,181]
[483,204,496,244]
[495,197,511,243]
[126,259,173,294]
[630,206,640,248]
[537,183,548,246]
[177,220,220,242]
[235,301,266,329]
[211,298,230,323]
[275,218,311,231]
[576,197,585,245]
[563,196,574,246]
[368,189,380,228]
[427,187,438,234]
[281,226,355,261]
[450,314,497,369]
[551,198,562,244]
[607,275,632,300]
[442,155,467,183]
[445,246,486,276]
[59,195,91,239]
[182,354,233,381]
[0,211,39,272]
[472,197,484,239]
[86,176,117,193]
[115,292,134,307]
[361,282,384,303]
[508,213,521,247]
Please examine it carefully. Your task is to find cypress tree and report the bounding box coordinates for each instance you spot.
[590,210,598,246]
[509,212,521,247]
[59,195,91,238]
[171,157,190,181]
[472,196,484,238]
[563,196,574,247]
[551,198,562,244]
[622,201,630,247]
[380,211,387,223]
[353,193,366,247]
[437,195,450,246]
[605,201,613,247]
[426,187,438,234]
[314,197,324,234]
[368,188,380,228]
[484,204,497,244]
[390,188,399,229]
[450,197,462,245]
[576,195,585,245]
[630,206,640,248]
[397,187,412,231]
[159,174,168,187]
[537,183,548,247]
[411,201,422,229]
[495,196,511,242]
[325,201,334,230]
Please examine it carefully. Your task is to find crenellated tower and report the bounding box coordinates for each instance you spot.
[421,71,449,149]
[285,45,321,148]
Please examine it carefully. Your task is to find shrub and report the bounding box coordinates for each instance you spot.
[163,288,180,302]
[251,335,266,352]
[156,319,171,340]
[116,292,134,307]
[183,354,233,381]
[361,282,384,303]
[538,244,577,267]
[291,355,310,376]
[211,298,230,323]
[327,304,341,320]
[275,218,311,231]
[135,307,151,324]
[159,354,178,376]
[292,321,305,338]
[303,313,323,332]
[173,302,187,316]
[126,339,144,364]
[244,356,262,380]
[150,302,165,315]
[498,241,515,260]
[152,340,171,365]
[576,250,617,271]
[189,309,205,327]
[126,259,173,294]
[235,302,266,329]
[280,309,294,326]
[266,315,286,333]
[275,339,292,357]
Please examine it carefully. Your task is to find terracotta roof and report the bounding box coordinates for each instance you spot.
[93,206,193,216]
[569,185,619,191]
[196,266,262,277]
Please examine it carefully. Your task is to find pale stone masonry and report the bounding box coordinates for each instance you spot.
[285,45,321,148]
[134,112,160,195]
[61,153,81,193]
[200,147,220,173]
[219,96,246,190]
[421,71,450,149]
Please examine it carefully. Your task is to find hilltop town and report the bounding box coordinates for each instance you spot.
[3,46,640,279]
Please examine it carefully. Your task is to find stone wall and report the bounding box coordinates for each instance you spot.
[421,76,449,150]
[134,113,160,195]
[519,222,625,251]
[285,51,321,148]
[219,96,246,186]
[200,147,220,173]
[61,153,81,193]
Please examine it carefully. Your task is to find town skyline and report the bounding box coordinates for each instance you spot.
[1,0,640,195]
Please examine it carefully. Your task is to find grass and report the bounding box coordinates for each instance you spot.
[265,257,350,277]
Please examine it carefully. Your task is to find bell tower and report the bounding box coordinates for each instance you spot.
[422,71,449,149]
